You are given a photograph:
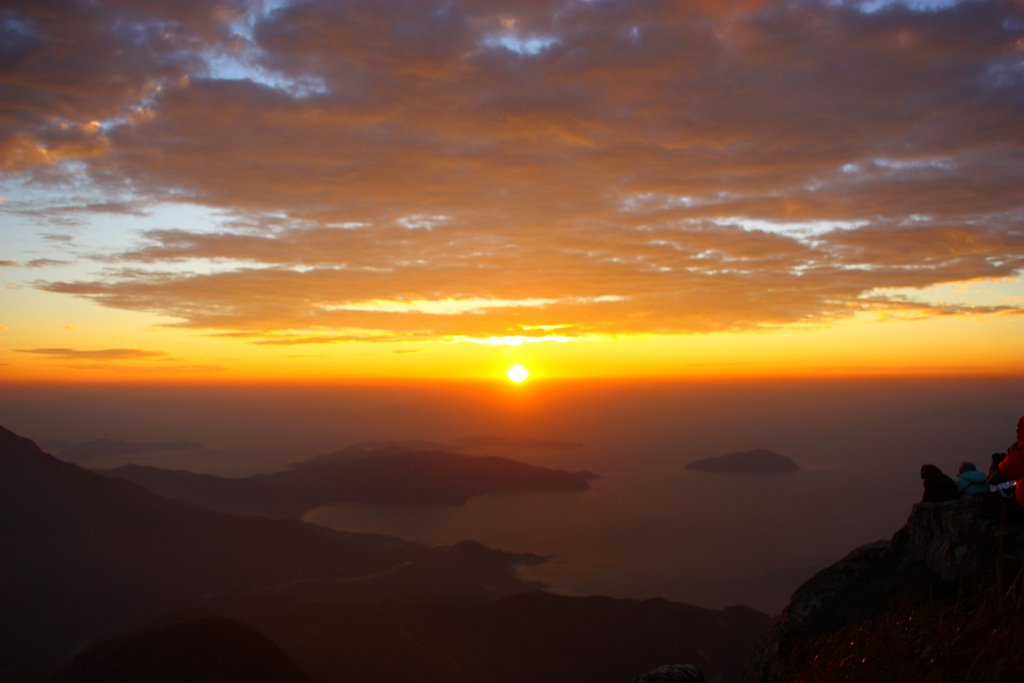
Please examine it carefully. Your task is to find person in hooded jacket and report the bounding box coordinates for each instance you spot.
[920,464,958,503]
[955,461,989,500]
[988,452,1008,485]
[997,415,1024,511]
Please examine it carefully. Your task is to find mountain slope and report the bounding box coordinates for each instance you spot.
[206,591,771,683]
[0,426,542,679]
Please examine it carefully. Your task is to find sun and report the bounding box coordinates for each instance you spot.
[506,364,529,383]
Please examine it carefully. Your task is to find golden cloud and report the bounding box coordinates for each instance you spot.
[3,0,1022,341]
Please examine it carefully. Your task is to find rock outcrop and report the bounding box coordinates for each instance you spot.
[744,500,1024,682]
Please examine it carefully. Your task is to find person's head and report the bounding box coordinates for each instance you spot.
[958,461,976,475]
[921,464,942,479]
[992,452,1006,466]
[1017,415,1024,444]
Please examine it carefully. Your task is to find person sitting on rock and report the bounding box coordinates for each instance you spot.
[988,451,1008,485]
[986,452,1016,502]
[920,464,958,503]
[955,461,989,500]
[997,415,1024,511]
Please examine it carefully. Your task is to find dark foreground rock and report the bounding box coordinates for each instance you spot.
[744,500,1024,682]
[50,616,312,683]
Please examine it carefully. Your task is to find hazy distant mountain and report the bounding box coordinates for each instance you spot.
[51,615,313,683]
[102,448,599,518]
[686,449,799,474]
[455,436,584,450]
[202,592,771,683]
[57,438,201,462]
[0,426,544,679]
[351,439,457,452]
[290,443,438,468]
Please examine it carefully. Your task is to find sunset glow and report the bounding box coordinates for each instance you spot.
[5,5,1024,675]
[1,0,1022,383]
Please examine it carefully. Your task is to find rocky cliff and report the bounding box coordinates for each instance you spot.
[744,500,1024,682]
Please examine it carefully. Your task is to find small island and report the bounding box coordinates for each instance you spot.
[686,448,799,474]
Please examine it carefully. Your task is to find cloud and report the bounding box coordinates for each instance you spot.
[41,217,1024,338]
[0,0,243,170]
[1,199,151,227]
[16,347,169,360]
[4,0,1023,340]
[24,259,72,268]
[318,295,624,315]
[0,259,73,266]
[53,362,226,374]
[0,259,73,268]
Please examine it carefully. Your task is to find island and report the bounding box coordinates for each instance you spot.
[686,448,799,473]
[100,446,600,518]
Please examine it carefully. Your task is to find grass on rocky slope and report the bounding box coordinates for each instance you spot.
[787,575,1024,682]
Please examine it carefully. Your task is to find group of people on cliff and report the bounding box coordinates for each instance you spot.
[920,415,1024,517]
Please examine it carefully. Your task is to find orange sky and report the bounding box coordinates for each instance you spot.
[1,0,1023,382]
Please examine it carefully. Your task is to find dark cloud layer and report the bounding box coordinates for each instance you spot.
[4,0,1023,339]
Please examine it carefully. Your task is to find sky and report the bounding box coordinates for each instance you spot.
[1,0,1023,382]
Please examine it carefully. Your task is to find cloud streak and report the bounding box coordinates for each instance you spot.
[16,348,169,361]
